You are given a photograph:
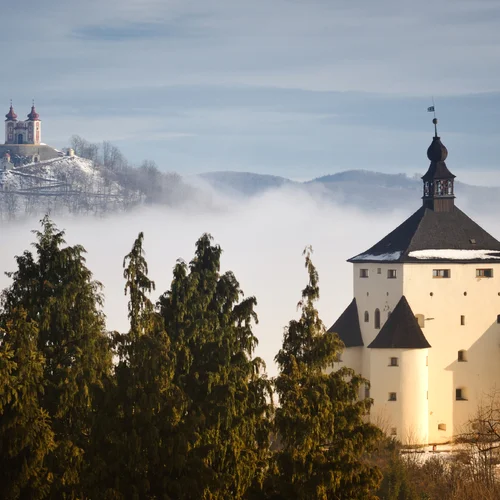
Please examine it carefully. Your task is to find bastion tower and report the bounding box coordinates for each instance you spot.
[328,119,500,445]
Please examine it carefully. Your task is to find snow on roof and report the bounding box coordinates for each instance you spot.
[408,249,500,260]
[351,251,402,262]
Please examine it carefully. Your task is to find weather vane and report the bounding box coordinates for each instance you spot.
[427,97,438,137]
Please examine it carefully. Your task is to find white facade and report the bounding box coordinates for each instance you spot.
[4,104,42,145]
[340,262,500,444]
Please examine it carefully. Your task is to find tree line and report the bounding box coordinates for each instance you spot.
[0,217,382,499]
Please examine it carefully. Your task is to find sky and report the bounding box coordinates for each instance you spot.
[3,0,500,183]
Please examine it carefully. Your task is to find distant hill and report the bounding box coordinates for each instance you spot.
[199,171,294,196]
[198,169,500,215]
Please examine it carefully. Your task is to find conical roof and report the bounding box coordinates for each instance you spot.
[368,296,430,349]
[327,298,364,347]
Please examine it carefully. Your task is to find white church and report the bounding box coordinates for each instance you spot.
[329,118,500,445]
[1,102,60,165]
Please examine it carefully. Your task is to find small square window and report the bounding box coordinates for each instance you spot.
[438,423,447,431]
[388,392,397,401]
[387,269,397,279]
[456,388,467,401]
[433,269,450,278]
[377,268,381,274]
[477,269,494,278]
[461,315,465,326]
[389,357,399,367]
[360,269,369,278]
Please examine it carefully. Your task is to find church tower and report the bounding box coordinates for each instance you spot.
[328,118,500,445]
[4,102,17,144]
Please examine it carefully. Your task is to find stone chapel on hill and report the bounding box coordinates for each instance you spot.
[329,118,500,445]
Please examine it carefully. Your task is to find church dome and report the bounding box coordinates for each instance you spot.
[27,105,40,121]
[5,105,17,121]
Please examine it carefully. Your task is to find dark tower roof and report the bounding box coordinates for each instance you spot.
[327,298,364,347]
[27,104,40,121]
[349,117,500,263]
[368,296,431,349]
[349,205,500,263]
[5,104,17,121]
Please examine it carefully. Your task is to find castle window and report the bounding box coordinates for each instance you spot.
[433,269,450,278]
[388,392,397,401]
[390,427,397,436]
[438,423,447,431]
[461,315,465,326]
[374,309,381,329]
[415,314,425,328]
[456,388,467,401]
[365,385,370,399]
[497,315,500,324]
[477,268,494,278]
[458,350,467,362]
[360,269,369,278]
[377,268,381,274]
[387,269,397,279]
[389,357,399,367]
[364,311,369,323]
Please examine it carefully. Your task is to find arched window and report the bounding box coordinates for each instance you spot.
[364,311,369,322]
[374,309,381,329]
[458,350,467,362]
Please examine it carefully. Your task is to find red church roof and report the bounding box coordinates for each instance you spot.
[5,105,17,121]
[27,105,40,121]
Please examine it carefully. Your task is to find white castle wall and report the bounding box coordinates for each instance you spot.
[403,262,500,443]
[339,261,500,445]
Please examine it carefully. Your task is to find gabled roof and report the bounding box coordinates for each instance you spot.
[327,298,363,347]
[349,205,500,263]
[368,296,431,349]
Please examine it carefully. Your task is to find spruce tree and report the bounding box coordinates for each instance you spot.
[267,247,382,500]
[97,232,179,499]
[1,216,112,497]
[0,308,55,499]
[158,233,272,499]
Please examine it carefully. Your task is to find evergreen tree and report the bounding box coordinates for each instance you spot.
[1,216,112,497]
[158,233,272,499]
[95,232,180,499]
[266,247,382,500]
[0,308,55,499]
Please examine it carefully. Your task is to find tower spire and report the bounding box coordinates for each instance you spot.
[421,115,455,212]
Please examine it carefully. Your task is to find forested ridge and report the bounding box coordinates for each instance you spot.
[2,219,500,499]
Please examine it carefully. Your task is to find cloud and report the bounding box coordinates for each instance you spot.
[0,186,411,376]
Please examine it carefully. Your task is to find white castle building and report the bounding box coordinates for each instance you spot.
[329,118,500,445]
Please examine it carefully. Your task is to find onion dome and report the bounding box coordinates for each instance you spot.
[5,104,17,121]
[27,105,40,121]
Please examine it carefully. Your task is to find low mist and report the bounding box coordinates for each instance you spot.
[1,186,495,376]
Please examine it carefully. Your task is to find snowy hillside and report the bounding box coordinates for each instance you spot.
[0,155,142,219]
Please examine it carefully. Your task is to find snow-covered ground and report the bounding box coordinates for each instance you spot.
[0,156,142,219]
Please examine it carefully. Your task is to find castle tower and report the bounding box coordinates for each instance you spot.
[328,118,500,445]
